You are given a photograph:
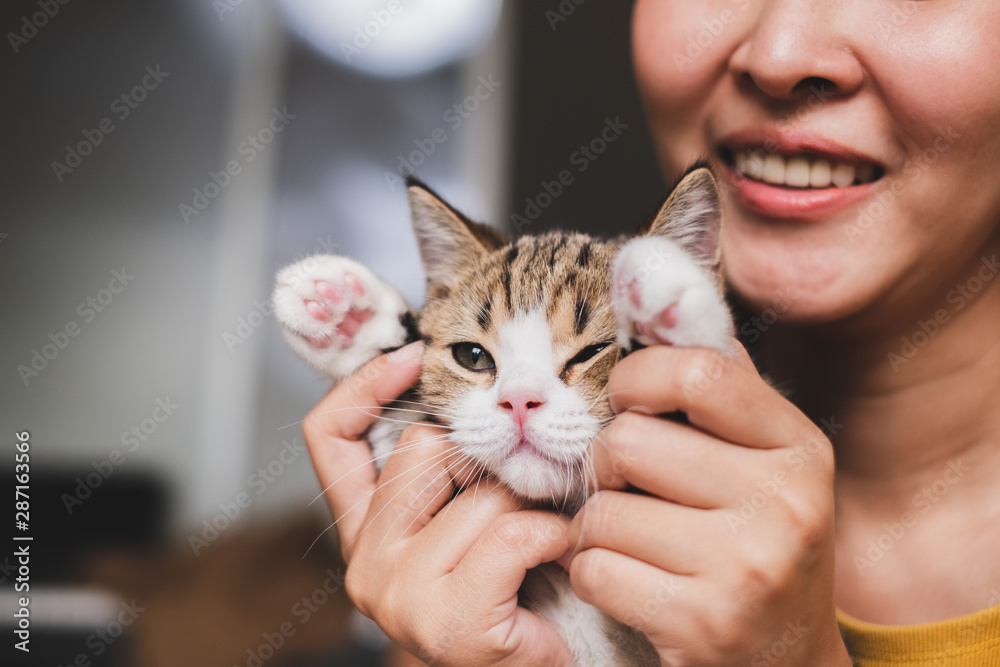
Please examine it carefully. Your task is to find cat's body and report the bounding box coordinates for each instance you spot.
[273,166,734,666]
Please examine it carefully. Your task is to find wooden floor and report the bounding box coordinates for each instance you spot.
[82,511,393,667]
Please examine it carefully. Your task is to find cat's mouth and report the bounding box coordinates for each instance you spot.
[493,436,587,506]
[512,437,562,466]
[721,148,884,189]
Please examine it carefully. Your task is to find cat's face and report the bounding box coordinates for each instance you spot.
[405,169,725,507]
[418,232,620,506]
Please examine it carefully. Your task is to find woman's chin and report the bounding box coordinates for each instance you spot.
[722,222,906,331]
[727,260,888,332]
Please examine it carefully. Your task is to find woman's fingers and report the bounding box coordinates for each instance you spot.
[591,411,751,507]
[607,344,820,450]
[569,546,694,637]
[414,478,524,571]
[306,341,424,443]
[303,342,423,547]
[567,491,725,575]
[359,422,459,549]
[567,339,843,665]
[450,509,571,602]
[347,448,576,666]
[502,606,577,667]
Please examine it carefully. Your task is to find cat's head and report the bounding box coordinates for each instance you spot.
[406,167,723,509]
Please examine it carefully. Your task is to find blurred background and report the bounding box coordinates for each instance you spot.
[0,0,665,664]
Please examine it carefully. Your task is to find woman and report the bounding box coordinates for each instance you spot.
[303,1,1000,664]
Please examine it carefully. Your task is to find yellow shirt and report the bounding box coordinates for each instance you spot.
[837,605,1000,666]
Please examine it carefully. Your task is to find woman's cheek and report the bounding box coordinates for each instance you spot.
[632,1,754,175]
[633,1,746,99]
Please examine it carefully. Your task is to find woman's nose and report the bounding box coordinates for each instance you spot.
[728,0,865,103]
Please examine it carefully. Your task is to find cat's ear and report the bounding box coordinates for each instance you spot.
[646,163,723,271]
[407,179,507,288]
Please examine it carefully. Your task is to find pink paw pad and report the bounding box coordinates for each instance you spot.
[305,334,332,349]
[614,273,643,309]
[305,300,332,322]
[336,309,373,339]
[628,280,642,309]
[660,303,679,329]
[314,280,343,303]
[344,274,366,297]
[634,303,679,343]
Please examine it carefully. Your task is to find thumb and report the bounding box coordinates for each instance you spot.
[305,340,424,445]
[503,607,576,667]
[303,341,423,550]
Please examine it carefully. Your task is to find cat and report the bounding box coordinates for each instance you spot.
[272,163,734,666]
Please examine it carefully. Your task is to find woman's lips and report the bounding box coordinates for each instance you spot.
[722,161,877,221]
[717,128,884,221]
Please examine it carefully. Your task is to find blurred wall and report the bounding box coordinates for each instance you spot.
[1,1,664,663]
[0,0,513,539]
[506,0,664,235]
[2,0,256,533]
[1,0,659,540]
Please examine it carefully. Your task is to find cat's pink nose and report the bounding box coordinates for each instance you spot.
[498,393,544,428]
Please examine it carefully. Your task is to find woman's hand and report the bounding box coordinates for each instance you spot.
[303,342,574,666]
[568,340,852,666]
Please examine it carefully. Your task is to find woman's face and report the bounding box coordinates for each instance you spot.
[633,0,1000,332]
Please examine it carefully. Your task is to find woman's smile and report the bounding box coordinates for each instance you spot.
[715,126,885,220]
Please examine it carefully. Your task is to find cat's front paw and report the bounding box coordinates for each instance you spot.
[612,238,732,353]
[273,255,411,380]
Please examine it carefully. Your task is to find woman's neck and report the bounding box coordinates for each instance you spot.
[760,253,1000,623]
[763,266,1000,495]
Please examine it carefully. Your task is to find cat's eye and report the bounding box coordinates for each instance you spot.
[565,343,611,369]
[452,342,496,371]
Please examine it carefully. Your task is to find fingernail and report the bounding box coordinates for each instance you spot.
[388,340,423,364]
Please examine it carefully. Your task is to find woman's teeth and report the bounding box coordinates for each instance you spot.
[734,151,877,189]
